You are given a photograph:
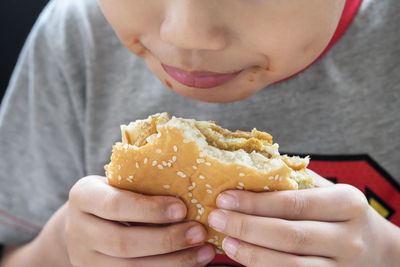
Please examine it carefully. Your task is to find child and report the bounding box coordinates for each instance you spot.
[1,0,399,266]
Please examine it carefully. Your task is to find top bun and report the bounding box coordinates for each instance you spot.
[105,112,314,253]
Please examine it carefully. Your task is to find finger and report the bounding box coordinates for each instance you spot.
[307,169,334,187]
[84,245,215,267]
[222,237,335,267]
[80,212,208,258]
[69,175,187,223]
[209,210,345,257]
[217,183,366,221]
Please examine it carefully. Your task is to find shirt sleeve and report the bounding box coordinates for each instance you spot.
[0,0,86,245]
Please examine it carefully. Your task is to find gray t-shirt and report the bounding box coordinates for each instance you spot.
[0,0,399,244]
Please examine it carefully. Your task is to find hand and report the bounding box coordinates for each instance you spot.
[65,175,215,267]
[208,170,400,266]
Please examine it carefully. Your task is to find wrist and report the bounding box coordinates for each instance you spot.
[1,204,71,267]
[32,203,71,267]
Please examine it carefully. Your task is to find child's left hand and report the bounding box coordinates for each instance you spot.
[208,171,400,266]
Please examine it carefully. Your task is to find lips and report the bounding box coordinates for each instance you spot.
[162,64,241,89]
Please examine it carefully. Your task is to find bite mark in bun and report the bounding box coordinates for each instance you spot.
[105,112,314,253]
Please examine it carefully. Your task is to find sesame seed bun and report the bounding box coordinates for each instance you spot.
[104,112,314,253]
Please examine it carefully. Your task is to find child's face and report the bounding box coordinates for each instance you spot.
[98,0,345,103]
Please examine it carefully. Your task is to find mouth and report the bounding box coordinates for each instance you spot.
[161,63,242,89]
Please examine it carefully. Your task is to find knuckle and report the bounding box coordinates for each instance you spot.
[236,217,251,240]
[285,192,309,218]
[177,249,200,267]
[114,234,131,257]
[246,247,260,267]
[69,176,93,204]
[102,191,121,214]
[162,226,179,252]
[339,184,369,215]
[348,237,365,257]
[286,225,307,251]
[237,243,261,267]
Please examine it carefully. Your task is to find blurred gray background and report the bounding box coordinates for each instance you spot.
[0,0,49,103]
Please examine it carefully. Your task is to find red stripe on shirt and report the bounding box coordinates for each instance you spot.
[0,209,41,232]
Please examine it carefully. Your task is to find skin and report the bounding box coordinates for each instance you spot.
[97,0,346,103]
[2,1,400,266]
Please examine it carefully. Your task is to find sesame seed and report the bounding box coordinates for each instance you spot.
[239,173,245,177]
[279,176,282,181]
[196,215,201,220]
[196,204,202,208]
[269,176,274,180]
[162,161,167,166]
[118,165,121,170]
[126,177,133,183]
[214,235,219,240]
[198,209,204,215]
[172,156,177,162]
[205,162,211,166]
[156,149,162,154]
[188,192,193,197]
[199,152,204,157]
[238,182,244,187]
[108,171,113,175]
[128,175,134,179]
[123,144,129,149]
[206,189,213,194]
[236,186,244,190]
[264,185,270,190]
[144,158,148,164]
[199,175,205,179]
[157,132,162,138]
[118,175,122,182]
[173,145,178,152]
[208,239,215,243]
[192,165,198,170]
[167,162,172,167]
[188,186,194,191]
[191,199,198,203]
[183,139,190,143]
[192,182,196,187]
[136,162,139,168]
[162,185,171,189]
[196,158,205,164]
[157,164,163,170]
[177,171,186,178]
[275,174,279,181]
[152,161,157,166]
[205,184,212,188]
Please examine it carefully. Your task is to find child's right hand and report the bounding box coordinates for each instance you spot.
[65,175,215,266]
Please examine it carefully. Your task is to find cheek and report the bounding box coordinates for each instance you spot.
[98,0,161,44]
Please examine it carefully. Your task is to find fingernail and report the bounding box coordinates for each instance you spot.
[222,237,239,257]
[167,203,185,220]
[186,226,205,245]
[197,246,215,263]
[217,193,238,210]
[208,210,227,232]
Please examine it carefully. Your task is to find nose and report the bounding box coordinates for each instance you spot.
[160,0,228,51]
